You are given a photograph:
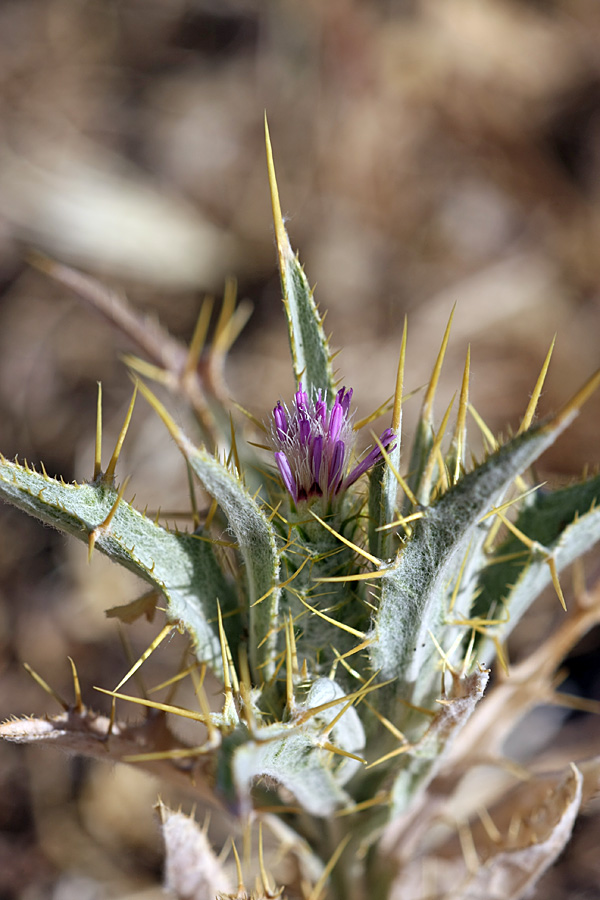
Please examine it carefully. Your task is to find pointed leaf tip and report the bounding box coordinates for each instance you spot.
[265,115,288,260]
[265,120,335,395]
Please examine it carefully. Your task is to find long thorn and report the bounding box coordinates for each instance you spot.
[468,403,498,451]
[265,115,289,275]
[420,392,456,502]
[321,742,366,765]
[294,679,392,727]
[229,414,242,480]
[353,393,394,431]
[452,346,470,484]
[363,700,406,742]
[194,669,219,744]
[307,834,351,900]
[494,510,538,551]
[365,743,413,770]
[392,317,408,434]
[298,597,366,639]
[93,382,102,480]
[479,484,545,522]
[258,822,273,896]
[237,646,256,733]
[23,663,68,711]
[370,433,418,507]
[104,385,138,483]
[148,660,200,695]
[107,695,117,739]
[428,628,457,676]
[285,614,295,714]
[183,296,214,380]
[123,354,170,384]
[231,841,246,897]
[547,555,567,612]
[213,277,238,352]
[216,298,253,358]
[518,335,555,434]
[135,378,192,457]
[94,687,208,723]
[545,367,600,433]
[252,554,310,606]
[422,304,456,424]
[114,624,174,693]
[217,602,237,721]
[335,792,390,817]
[67,656,84,713]
[309,510,381,566]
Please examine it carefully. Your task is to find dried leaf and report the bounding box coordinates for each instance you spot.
[0,709,219,806]
[389,764,583,900]
[389,668,489,817]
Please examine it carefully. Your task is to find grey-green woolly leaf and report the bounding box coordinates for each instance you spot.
[159,803,232,900]
[227,724,351,818]
[0,456,233,671]
[299,678,365,784]
[370,418,573,713]
[475,474,600,658]
[388,668,488,818]
[266,126,335,397]
[279,244,335,396]
[180,436,281,682]
[220,677,363,817]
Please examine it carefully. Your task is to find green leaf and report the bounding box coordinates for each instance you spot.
[182,442,282,682]
[299,677,365,784]
[265,119,335,396]
[229,727,351,817]
[475,473,600,656]
[370,417,574,715]
[224,678,364,817]
[0,456,233,670]
[135,382,282,685]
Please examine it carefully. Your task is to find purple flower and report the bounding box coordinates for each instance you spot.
[269,384,396,504]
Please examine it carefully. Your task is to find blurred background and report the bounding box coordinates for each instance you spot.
[0,1,599,897]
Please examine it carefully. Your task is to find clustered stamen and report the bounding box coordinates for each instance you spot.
[270,384,396,504]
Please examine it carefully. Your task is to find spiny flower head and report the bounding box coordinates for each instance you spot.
[269,383,396,504]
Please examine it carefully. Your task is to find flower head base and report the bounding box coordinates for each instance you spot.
[270,384,396,504]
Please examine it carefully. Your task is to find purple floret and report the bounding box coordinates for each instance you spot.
[269,383,396,504]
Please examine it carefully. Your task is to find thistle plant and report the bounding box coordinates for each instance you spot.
[2,123,600,900]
